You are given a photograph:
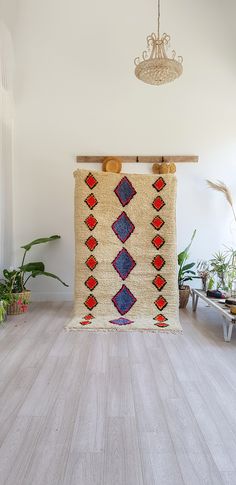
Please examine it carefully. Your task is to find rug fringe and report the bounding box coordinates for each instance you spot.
[65,325,182,335]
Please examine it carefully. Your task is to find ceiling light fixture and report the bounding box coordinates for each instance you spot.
[134,0,183,86]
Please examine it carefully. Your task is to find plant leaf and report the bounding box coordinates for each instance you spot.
[21,235,61,252]
[181,270,196,276]
[182,263,195,271]
[178,251,188,266]
[19,262,45,272]
[182,229,196,255]
[3,269,18,280]
[182,276,193,282]
[31,270,69,287]
[178,230,196,266]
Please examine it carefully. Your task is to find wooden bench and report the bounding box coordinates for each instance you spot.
[192,289,236,342]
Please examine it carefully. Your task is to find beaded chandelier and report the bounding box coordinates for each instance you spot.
[134,0,183,86]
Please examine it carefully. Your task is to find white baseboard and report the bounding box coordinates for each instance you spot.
[30,291,73,302]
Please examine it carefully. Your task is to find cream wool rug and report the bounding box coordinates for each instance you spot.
[67,169,181,332]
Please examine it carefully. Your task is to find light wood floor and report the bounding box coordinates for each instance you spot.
[0,301,236,485]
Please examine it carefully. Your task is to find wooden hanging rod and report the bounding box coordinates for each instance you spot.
[76,155,199,164]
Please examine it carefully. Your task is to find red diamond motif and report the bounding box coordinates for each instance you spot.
[152,196,165,211]
[84,314,94,320]
[85,193,98,210]
[153,314,168,322]
[153,177,166,192]
[85,173,98,189]
[80,320,92,326]
[85,276,98,291]
[155,322,169,328]
[155,295,168,311]
[84,294,98,310]
[85,255,98,270]
[152,255,165,271]
[152,235,165,249]
[85,214,98,231]
[85,236,98,251]
[151,216,164,230]
[153,275,167,291]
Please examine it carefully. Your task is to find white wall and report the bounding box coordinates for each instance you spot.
[0,1,17,269]
[13,0,236,300]
[0,0,18,33]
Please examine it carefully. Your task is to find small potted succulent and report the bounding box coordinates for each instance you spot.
[178,230,196,308]
[1,235,68,315]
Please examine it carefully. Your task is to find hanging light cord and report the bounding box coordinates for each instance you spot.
[157,0,160,39]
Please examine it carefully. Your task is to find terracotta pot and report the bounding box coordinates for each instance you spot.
[7,290,31,315]
[179,285,190,309]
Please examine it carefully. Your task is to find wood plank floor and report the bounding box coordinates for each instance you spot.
[0,301,236,484]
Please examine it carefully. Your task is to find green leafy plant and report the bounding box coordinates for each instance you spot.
[197,260,214,291]
[208,247,236,291]
[0,282,14,322]
[0,302,6,323]
[197,247,236,292]
[209,250,229,290]
[178,230,197,288]
[1,235,68,296]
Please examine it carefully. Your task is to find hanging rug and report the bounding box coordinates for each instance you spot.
[66,169,181,333]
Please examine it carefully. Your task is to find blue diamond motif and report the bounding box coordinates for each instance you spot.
[112,212,135,243]
[112,284,137,315]
[112,248,136,280]
[114,177,137,207]
[109,317,134,325]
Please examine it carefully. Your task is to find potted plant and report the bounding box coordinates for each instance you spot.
[0,300,7,324]
[208,251,229,291]
[0,282,13,323]
[1,235,68,315]
[178,229,196,308]
[225,247,236,296]
[197,260,215,292]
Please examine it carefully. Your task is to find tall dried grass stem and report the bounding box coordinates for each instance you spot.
[207,180,236,224]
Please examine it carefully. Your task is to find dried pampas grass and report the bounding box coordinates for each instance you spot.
[207,179,236,223]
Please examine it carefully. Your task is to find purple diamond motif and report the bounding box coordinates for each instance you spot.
[112,212,135,243]
[109,317,134,325]
[112,248,136,280]
[114,177,137,207]
[112,284,137,315]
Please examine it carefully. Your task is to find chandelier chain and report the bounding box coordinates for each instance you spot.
[157,0,160,40]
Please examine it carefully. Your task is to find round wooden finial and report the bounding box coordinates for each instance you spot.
[152,163,161,174]
[159,162,169,174]
[169,162,176,173]
[102,157,122,173]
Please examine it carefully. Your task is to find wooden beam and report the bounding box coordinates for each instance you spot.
[76,155,198,164]
[162,156,198,164]
[136,156,163,163]
[77,156,137,163]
